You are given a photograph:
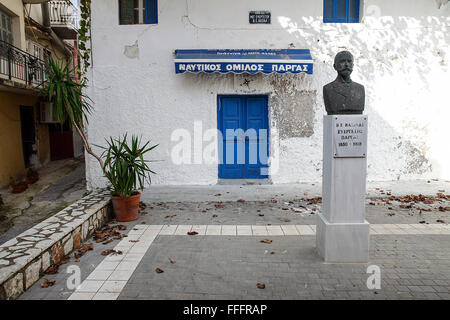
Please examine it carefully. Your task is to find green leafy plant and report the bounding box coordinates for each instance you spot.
[41,58,104,169]
[98,134,158,198]
[77,0,92,78]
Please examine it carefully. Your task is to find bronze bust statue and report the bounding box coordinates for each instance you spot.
[323,51,365,115]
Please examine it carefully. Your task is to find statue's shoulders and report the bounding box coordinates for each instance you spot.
[323,80,337,91]
[352,81,365,91]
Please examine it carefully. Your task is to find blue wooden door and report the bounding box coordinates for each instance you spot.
[218,95,269,179]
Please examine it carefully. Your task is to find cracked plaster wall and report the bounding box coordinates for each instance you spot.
[85,0,450,187]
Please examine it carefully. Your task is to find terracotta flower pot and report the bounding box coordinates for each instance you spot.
[12,182,28,194]
[111,192,141,222]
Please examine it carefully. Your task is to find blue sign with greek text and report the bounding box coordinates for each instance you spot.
[174,49,313,75]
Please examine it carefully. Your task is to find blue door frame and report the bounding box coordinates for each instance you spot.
[217,95,269,179]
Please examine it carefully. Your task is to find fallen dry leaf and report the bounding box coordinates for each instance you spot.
[155,268,164,273]
[129,240,140,243]
[437,219,446,223]
[139,202,147,210]
[237,199,245,203]
[302,197,322,204]
[94,225,126,243]
[102,249,123,256]
[257,283,265,289]
[74,243,93,259]
[45,264,59,275]
[41,279,55,288]
[187,231,198,235]
[260,239,273,244]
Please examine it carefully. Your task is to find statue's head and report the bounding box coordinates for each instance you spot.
[333,51,354,78]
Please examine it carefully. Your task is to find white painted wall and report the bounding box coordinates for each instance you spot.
[86,0,450,188]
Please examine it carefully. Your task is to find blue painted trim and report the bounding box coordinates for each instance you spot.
[144,0,158,24]
[323,0,360,23]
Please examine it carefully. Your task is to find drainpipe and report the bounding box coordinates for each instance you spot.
[41,2,73,58]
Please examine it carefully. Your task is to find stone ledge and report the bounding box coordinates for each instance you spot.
[0,189,112,300]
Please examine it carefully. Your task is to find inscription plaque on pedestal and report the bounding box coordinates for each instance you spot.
[332,115,367,158]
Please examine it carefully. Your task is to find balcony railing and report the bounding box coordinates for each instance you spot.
[0,40,48,88]
[49,1,78,39]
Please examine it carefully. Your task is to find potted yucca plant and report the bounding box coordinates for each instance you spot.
[98,135,157,221]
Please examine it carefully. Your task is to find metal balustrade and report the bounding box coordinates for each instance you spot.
[49,1,78,28]
[0,40,48,88]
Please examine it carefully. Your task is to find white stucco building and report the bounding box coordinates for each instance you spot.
[85,0,450,188]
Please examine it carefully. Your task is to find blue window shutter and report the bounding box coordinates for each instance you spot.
[324,0,359,23]
[145,0,158,24]
[335,0,347,21]
[324,0,334,21]
[323,0,346,23]
[348,0,360,23]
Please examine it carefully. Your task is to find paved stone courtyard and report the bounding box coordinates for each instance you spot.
[120,234,450,300]
[16,181,450,300]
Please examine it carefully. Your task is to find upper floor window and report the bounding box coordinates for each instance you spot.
[119,0,158,25]
[323,0,360,23]
[0,8,12,44]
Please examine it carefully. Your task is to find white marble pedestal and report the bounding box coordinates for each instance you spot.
[316,115,370,263]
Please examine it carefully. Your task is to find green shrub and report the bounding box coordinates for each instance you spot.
[98,134,158,199]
